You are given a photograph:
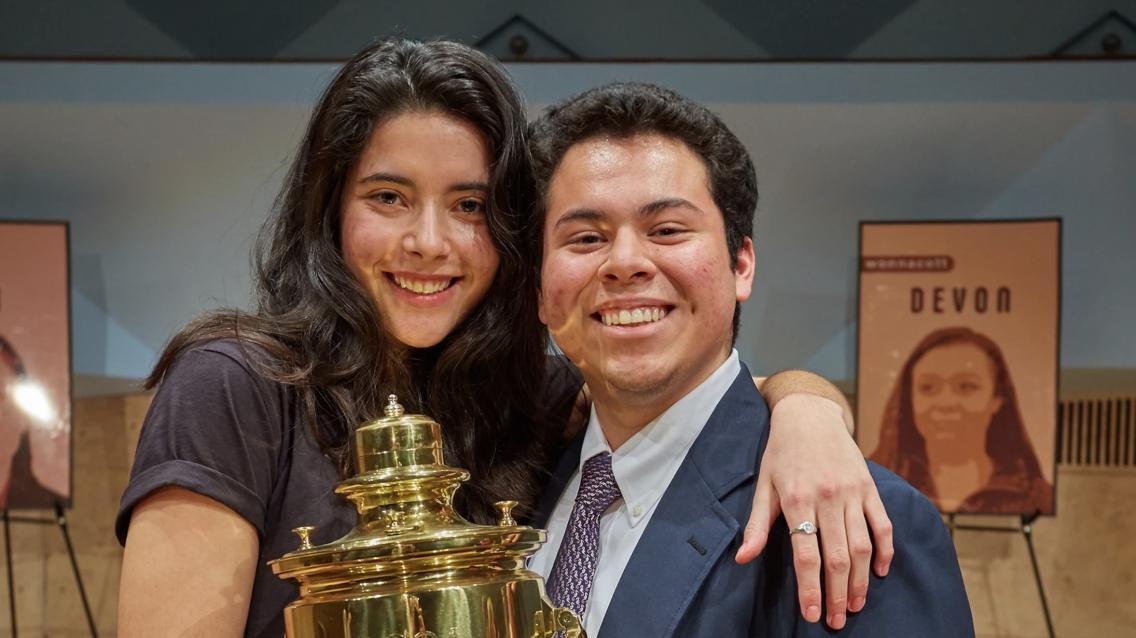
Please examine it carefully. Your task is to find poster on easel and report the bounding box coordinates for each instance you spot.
[856,218,1060,515]
[0,221,71,509]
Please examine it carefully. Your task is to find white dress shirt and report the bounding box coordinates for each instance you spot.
[529,350,742,636]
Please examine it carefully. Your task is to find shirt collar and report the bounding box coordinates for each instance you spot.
[577,350,742,527]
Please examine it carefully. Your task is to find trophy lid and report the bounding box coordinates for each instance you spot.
[270,395,545,587]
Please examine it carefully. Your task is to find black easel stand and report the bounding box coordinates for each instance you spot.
[948,512,1054,638]
[2,503,98,637]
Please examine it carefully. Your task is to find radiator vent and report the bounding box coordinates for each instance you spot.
[1058,396,1136,467]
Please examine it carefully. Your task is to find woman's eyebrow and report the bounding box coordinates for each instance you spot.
[356,173,487,194]
[358,171,412,186]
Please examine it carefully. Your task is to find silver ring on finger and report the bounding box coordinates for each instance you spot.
[790,520,818,536]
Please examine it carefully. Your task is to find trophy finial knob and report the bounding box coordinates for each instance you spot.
[495,500,518,527]
[384,394,405,418]
[292,526,316,550]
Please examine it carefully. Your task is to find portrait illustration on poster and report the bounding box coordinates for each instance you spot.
[0,221,71,509]
[857,219,1060,515]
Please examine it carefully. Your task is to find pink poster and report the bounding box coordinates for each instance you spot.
[0,221,71,509]
[857,219,1059,515]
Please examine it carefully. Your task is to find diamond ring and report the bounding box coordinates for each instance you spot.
[790,521,818,536]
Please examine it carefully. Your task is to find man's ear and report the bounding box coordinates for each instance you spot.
[734,237,755,303]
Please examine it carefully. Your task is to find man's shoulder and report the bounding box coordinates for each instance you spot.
[717,361,769,413]
[865,460,949,530]
[690,363,769,453]
[865,459,907,486]
[866,460,925,499]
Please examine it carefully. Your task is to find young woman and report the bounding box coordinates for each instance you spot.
[117,38,890,637]
[871,326,1052,513]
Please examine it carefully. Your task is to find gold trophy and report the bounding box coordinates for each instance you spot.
[270,395,584,638]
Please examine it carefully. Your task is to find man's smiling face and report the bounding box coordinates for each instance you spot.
[539,133,754,432]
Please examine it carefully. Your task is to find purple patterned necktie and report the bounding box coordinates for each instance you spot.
[546,451,623,619]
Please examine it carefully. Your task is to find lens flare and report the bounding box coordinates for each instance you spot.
[11,379,58,426]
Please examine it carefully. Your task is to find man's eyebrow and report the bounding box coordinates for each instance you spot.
[553,208,604,229]
[640,197,701,216]
[552,199,702,229]
[449,181,489,193]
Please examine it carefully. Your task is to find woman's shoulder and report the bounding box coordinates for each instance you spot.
[147,336,299,432]
[180,336,272,366]
[159,337,286,392]
[118,337,309,546]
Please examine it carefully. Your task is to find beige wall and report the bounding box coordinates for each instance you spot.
[0,392,1132,636]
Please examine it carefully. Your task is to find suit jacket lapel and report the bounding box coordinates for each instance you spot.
[598,366,769,638]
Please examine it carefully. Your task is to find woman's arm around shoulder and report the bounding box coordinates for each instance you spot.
[744,369,894,631]
[118,486,259,638]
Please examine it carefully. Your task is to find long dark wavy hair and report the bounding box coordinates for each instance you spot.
[147,38,550,524]
[869,326,1050,510]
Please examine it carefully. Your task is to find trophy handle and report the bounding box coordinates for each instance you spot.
[552,607,585,637]
[532,607,586,638]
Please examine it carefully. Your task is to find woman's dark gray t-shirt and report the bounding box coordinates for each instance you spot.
[115,339,582,638]
[116,340,355,638]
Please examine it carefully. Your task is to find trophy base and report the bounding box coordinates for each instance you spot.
[284,574,583,638]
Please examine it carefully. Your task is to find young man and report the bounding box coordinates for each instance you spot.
[526,82,973,637]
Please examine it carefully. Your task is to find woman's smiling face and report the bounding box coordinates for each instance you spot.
[339,110,500,349]
[911,342,1003,463]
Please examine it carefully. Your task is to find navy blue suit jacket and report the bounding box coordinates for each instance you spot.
[535,365,973,636]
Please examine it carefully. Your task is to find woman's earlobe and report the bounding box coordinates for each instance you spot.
[537,290,549,326]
